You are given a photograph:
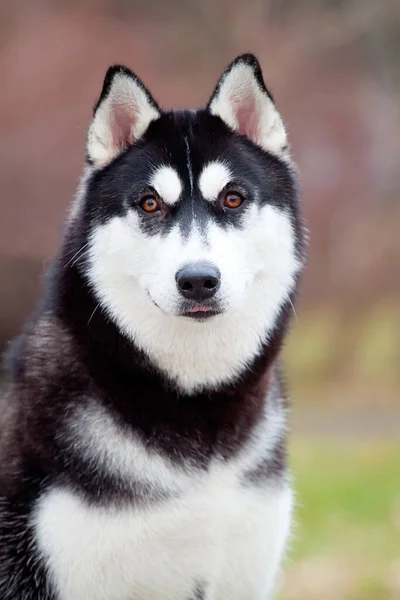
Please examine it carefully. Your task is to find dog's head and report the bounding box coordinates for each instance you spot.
[71,55,304,391]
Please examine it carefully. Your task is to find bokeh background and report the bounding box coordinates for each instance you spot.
[0,1,399,598]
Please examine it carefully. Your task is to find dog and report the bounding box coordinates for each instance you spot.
[0,54,305,599]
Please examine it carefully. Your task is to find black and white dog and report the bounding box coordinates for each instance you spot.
[0,54,305,599]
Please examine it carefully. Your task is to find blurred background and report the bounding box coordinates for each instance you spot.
[0,1,399,598]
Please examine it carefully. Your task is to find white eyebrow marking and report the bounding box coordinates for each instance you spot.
[150,166,182,206]
[198,162,232,202]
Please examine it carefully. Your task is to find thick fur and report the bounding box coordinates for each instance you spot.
[0,54,305,599]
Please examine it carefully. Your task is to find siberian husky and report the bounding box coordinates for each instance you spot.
[0,54,305,599]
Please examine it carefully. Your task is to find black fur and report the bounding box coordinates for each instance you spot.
[84,109,301,244]
[0,54,304,599]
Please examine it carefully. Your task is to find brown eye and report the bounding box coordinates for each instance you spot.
[224,192,244,209]
[140,196,159,213]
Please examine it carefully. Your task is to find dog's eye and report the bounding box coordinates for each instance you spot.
[140,196,160,213]
[224,192,244,209]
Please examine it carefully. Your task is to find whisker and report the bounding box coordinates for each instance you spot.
[64,243,89,268]
[87,304,100,326]
[287,297,298,321]
[70,250,90,268]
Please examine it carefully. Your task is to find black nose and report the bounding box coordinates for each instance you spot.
[176,262,221,302]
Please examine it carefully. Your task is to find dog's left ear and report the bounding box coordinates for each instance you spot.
[208,54,288,157]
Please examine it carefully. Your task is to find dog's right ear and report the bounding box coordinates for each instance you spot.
[87,65,160,168]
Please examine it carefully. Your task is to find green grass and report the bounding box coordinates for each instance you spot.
[284,305,400,409]
[279,440,400,600]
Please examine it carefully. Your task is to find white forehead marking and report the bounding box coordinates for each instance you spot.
[150,166,182,206]
[199,162,232,202]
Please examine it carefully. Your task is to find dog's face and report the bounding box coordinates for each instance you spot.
[73,55,304,391]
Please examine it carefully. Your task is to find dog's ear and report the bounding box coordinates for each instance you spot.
[207,54,288,157]
[87,65,160,168]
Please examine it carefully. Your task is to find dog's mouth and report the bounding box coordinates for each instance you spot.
[179,299,223,320]
[149,295,222,320]
[181,307,221,321]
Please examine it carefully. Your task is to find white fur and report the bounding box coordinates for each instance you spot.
[86,203,301,393]
[87,72,160,168]
[150,165,182,206]
[67,401,197,492]
[199,162,232,202]
[35,398,291,600]
[209,61,288,158]
[35,483,291,600]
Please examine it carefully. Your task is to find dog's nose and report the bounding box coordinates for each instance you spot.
[176,262,221,301]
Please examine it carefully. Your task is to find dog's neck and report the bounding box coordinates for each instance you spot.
[40,253,292,460]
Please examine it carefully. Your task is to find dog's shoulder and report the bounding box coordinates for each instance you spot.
[0,311,89,486]
[5,310,85,389]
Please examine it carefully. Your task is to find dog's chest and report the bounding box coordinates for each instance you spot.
[35,468,292,600]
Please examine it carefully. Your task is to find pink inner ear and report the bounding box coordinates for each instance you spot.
[112,101,137,150]
[232,92,260,143]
